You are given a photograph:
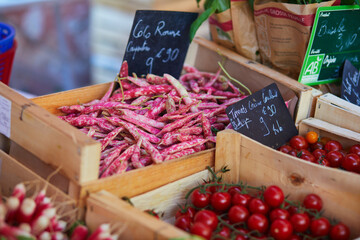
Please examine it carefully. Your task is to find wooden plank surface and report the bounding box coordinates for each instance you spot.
[315,93,360,133]
[79,149,215,208]
[215,129,360,238]
[0,82,100,184]
[86,191,189,240]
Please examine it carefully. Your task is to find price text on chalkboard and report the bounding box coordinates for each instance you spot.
[123,10,198,79]
[226,83,298,149]
[299,5,360,85]
[341,59,360,106]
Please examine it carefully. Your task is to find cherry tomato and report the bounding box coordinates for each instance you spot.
[264,185,285,208]
[305,131,318,144]
[324,140,343,152]
[235,228,250,239]
[326,150,344,168]
[289,135,309,150]
[342,153,360,173]
[290,213,310,233]
[213,226,231,240]
[194,209,218,230]
[300,153,316,163]
[310,217,331,237]
[174,215,192,232]
[310,141,324,151]
[249,198,270,215]
[269,208,290,222]
[349,144,360,156]
[232,193,252,208]
[297,149,311,157]
[312,149,327,160]
[318,158,331,167]
[270,219,293,240]
[228,205,250,224]
[319,136,331,146]
[191,189,211,208]
[190,222,212,240]
[211,192,231,211]
[288,149,298,157]
[247,213,269,234]
[234,235,247,240]
[303,194,323,212]
[329,223,350,240]
[278,145,293,154]
[288,235,302,240]
[175,206,196,219]
[227,186,242,196]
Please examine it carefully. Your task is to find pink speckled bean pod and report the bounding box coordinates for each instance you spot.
[99,143,128,174]
[119,115,160,135]
[160,133,181,146]
[206,136,217,143]
[97,118,117,132]
[177,127,203,135]
[164,148,196,161]
[213,90,240,98]
[177,134,202,142]
[156,101,199,122]
[110,84,173,101]
[189,79,200,93]
[145,98,167,120]
[119,61,128,78]
[201,114,212,138]
[179,72,202,82]
[211,123,225,131]
[58,105,84,114]
[118,109,165,129]
[161,138,209,155]
[101,127,124,151]
[131,139,144,169]
[221,96,247,106]
[183,64,200,73]
[225,123,233,129]
[101,81,116,102]
[165,96,176,114]
[164,74,195,111]
[188,93,227,101]
[127,76,150,87]
[101,144,135,177]
[144,97,163,118]
[197,102,220,109]
[82,101,142,114]
[67,116,98,127]
[157,112,202,136]
[204,68,221,88]
[131,96,151,106]
[216,116,230,123]
[146,74,167,85]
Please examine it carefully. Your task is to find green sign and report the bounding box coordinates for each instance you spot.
[299,5,360,85]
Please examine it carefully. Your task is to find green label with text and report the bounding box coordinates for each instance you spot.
[301,54,325,84]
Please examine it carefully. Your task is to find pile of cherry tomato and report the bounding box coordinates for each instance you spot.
[172,168,350,240]
[278,131,360,174]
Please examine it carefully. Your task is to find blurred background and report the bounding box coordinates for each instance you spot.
[0,0,207,96]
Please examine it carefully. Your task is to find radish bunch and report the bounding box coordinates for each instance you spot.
[0,183,121,240]
[58,62,249,178]
[0,183,67,239]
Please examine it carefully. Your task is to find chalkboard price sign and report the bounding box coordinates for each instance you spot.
[299,5,360,85]
[341,59,360,106]
[226,83,298,149]
[123,10,198,79]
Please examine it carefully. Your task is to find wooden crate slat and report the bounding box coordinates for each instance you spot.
[0,83,100,184]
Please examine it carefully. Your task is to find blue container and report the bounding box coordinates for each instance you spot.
[0,23,15,53]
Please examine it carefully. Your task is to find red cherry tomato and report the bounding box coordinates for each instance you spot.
[234,235,247,240]
[174,215,192,232]
[310,217,331,237]
[211,192,231,211]
[227,186,242,196]
[264,185,285,208]
[303,194,323,212]
[190,222,212,240]
[312,149,327,160]
[270,219,293,240]
[349,144,360,156]
[232,193,252,208]
[326,150,344,168]
[194,209,218,230]
[289,135,309,150]
[324,140,343,152]
[175,206,196,219]
[288,149,298,157]
[249,198,270,215]
[310,141,324,151]
[278,145,293,154]
[297,149,311,157]
[318,157,331,167]
[213,226,231,240]
[269,208,290,222]
[247,213,269,234]
[290,213,310,233]
[191,189,211,208]
[300,153,317,163]
[228,205,250,224]
[342,153,360,173]
[288,235,302,240]
[330,223,350,240]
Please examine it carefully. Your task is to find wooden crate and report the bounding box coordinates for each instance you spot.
[85,123,360,239]
[13,37,312,212]
[314,93,360,133]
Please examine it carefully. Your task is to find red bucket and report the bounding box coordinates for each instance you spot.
[0,39,17,85]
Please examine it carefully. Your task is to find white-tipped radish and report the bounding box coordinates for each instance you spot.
[11,183,26,203]
[88,224,110,240]
[48,218,67,232]
[39,231,51,240]
[51,231,67,240]
[5,196,20,223]
[70,225,89,240]
[17,198,36,223]
[31,215,50,236]
[0,222,33,239]
[19,222,31,233]
[34,189,46,205]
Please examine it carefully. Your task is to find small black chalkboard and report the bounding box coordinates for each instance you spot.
[123,10,198,79]
[226,83,298,149]
[341,59,360,106]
